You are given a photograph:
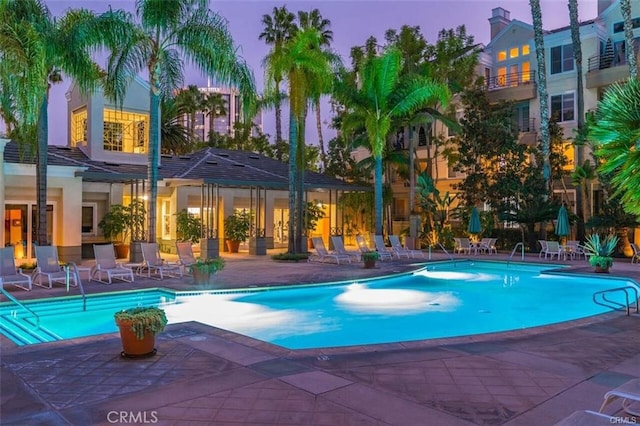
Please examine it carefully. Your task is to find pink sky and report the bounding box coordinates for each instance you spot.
[5,0,599,146]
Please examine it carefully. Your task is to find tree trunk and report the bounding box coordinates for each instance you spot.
[275,79,283,144]
[315,98,325,171]
[148,84,161,243]
[36,91,49,246]
[621,0,638,76]
[295,109,307,253]
[374,153,383,235]
[287,110,297,253]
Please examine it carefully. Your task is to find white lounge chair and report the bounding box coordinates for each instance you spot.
[454,237,472,255]
[538,240,548,259]
[544,241,562,260]
[0,246,32,291]
[373,235,398,260]
[33,246,78,288]
[389,235,425,259]
[599,378,640,416]
[308,237,351,264]
[140,242,183,280]
[479,238,497,255]
[330,236,361,261]
[631,243,640,264]
[91,244,134,284]
[176,241,197,275]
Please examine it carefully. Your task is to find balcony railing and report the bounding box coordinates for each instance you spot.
[587,54,628,72]
[516,118,536,133]
[485,71,536,91]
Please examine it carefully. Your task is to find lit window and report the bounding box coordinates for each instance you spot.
[71,108,88,147]
[497,67,507,86]
[522,44,530,55]
[510,47,519,58]
[103,109,149,153]
[497,51,507,61]
[522,62,531,82]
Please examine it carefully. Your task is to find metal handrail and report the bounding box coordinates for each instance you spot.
[593,286,639,316]
[507,242,526,266]
[66,262,87,311]
[0,286,40,328]
[438,243,454,261]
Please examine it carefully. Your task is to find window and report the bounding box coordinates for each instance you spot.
[103,109,149,153]
[509,47,519,58]
[522,44,530,55]
[550,93,575,122]
[497,50,507,61]
[521,62,531,82]
[71,108,88,147]
[497,67,507,86]
[613,18,640,33]
[103,121,124,151]
[550,44,574,74]
[81,203,97,235]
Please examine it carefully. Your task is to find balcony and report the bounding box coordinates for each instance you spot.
[516,118,537,145]
[485,71,537,103]
[585,55,637,89]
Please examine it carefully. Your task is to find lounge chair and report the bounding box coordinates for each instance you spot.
[308,237,351,264]
[330,236,361,261]
[454,237,472,255]
[631,243,640,264]
[33,245,78,289]
[599,378,640,416]
[140,242,183,280]
[356,235,392,261]
[566,240,586,260]
[176,241,197,274]
[0,246,32,291]
[538,240,548,259]
[479,238,497,255]
[389,235,425,259]
[555,410,616,425]
[90,244,134,284]
[544,241,562,260]
[374,235,398,260]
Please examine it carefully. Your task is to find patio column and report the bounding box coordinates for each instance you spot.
[0,138,8,247]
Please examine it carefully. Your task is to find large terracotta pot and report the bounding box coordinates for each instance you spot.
[363,259,376,269]
[192,268,212,285]
[116,319,156,357]
[594,266,610,273]
[114,243,130,259]
[226,240,241,253]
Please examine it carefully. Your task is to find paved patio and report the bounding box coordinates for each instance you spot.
[1,251,639,425]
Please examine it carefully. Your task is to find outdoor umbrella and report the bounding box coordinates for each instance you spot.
[555,205,571,240]
[467,206,481,235]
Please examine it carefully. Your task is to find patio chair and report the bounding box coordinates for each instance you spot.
[631,243,640,264]
[566,240,586,260]
[308,237,351,264]
[454,237,472,255]
[479,238,497,255]
[544,241,562,260]
[330,236,361,261]
[374,235,398,260]
[356,235,392,261]
[0,246,32,291]
[389,235,425,259]
[176,241,197,274]
[538,240,548,258]
[33,245,78,289]
[90,244,134,284]
[599,378,640,416]
[140,242,183,280]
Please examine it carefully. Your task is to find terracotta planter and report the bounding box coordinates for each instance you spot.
[594,266,610,273]
[192,268,212,285]
[363,260,376,269]
[114,243,130,259]
[116,319,156,357]
[226,240,241,253]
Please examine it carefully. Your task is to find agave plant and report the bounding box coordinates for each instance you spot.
[583,234,619,270]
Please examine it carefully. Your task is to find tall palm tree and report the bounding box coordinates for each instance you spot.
[335,48,451,235]
[621,0,638,76]
[589,78,640,215]
[160,96,192,155]
[99,0,256,243]
[298,9,333,170]
[202,92,227,143]
[568,0,586,241]
[264,27,339,253]
[0,0,104,245]
[174,84,204,142]
[529,0,552,197]
[259,5,296,147]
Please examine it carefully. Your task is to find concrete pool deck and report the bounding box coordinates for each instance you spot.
[1,251,639,425]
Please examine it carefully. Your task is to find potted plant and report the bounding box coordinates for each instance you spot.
[114,306,167,358]
[176,209,202,256]
[361,251,380,269]
[224,210,252,253]
[98,200,146,259]
[583,233,620,273]
[304,201,326,249]
[189,257,225,285]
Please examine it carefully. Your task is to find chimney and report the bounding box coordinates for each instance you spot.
[489,7,511,40]
[598,0,614,15]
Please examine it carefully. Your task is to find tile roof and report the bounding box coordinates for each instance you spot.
[3,142,367,191]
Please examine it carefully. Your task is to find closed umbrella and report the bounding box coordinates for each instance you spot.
[467,207,481,235]
[555,205,570,240]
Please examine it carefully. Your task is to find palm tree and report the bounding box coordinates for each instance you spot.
[298,9,333,170]
[202,92,227,143]
[174,85,204,142]
[160,96,192,155]
[568,0,586,241]
[529,0,552,198]
[621,0,638,76]
[259,5,296,147]
[264,27,339,253]
[0,0,104,245]
[335,48,451,235]
[99,0,256,243]
[589,78,640,216]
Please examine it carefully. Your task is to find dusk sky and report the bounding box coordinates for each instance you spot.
[9,0,600,146]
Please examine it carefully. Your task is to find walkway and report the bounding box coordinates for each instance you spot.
[1,251,639,425]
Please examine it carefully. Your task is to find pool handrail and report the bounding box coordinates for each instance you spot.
[507,242,526,266]
[593,285,639,316]
[0,285,40,329]
[67,262,87,311]
[437,242,454,261]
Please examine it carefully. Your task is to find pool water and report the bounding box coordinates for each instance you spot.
[1,261,634,348]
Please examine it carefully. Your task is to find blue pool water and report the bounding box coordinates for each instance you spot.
[1,261,635,348]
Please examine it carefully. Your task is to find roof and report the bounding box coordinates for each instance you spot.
[3,142,367,191]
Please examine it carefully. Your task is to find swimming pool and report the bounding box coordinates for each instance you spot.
[1,261,635,348]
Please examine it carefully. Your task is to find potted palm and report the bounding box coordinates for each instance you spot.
[175,209,202,245]
[114,306,167,358]
[583,234,620,273]
[98,200,146,259]
[224,210,252,253]
[304,201,326,249]
[189,257,225,285]
[361,251,380,269]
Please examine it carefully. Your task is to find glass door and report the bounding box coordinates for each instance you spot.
[5,204,28,259]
